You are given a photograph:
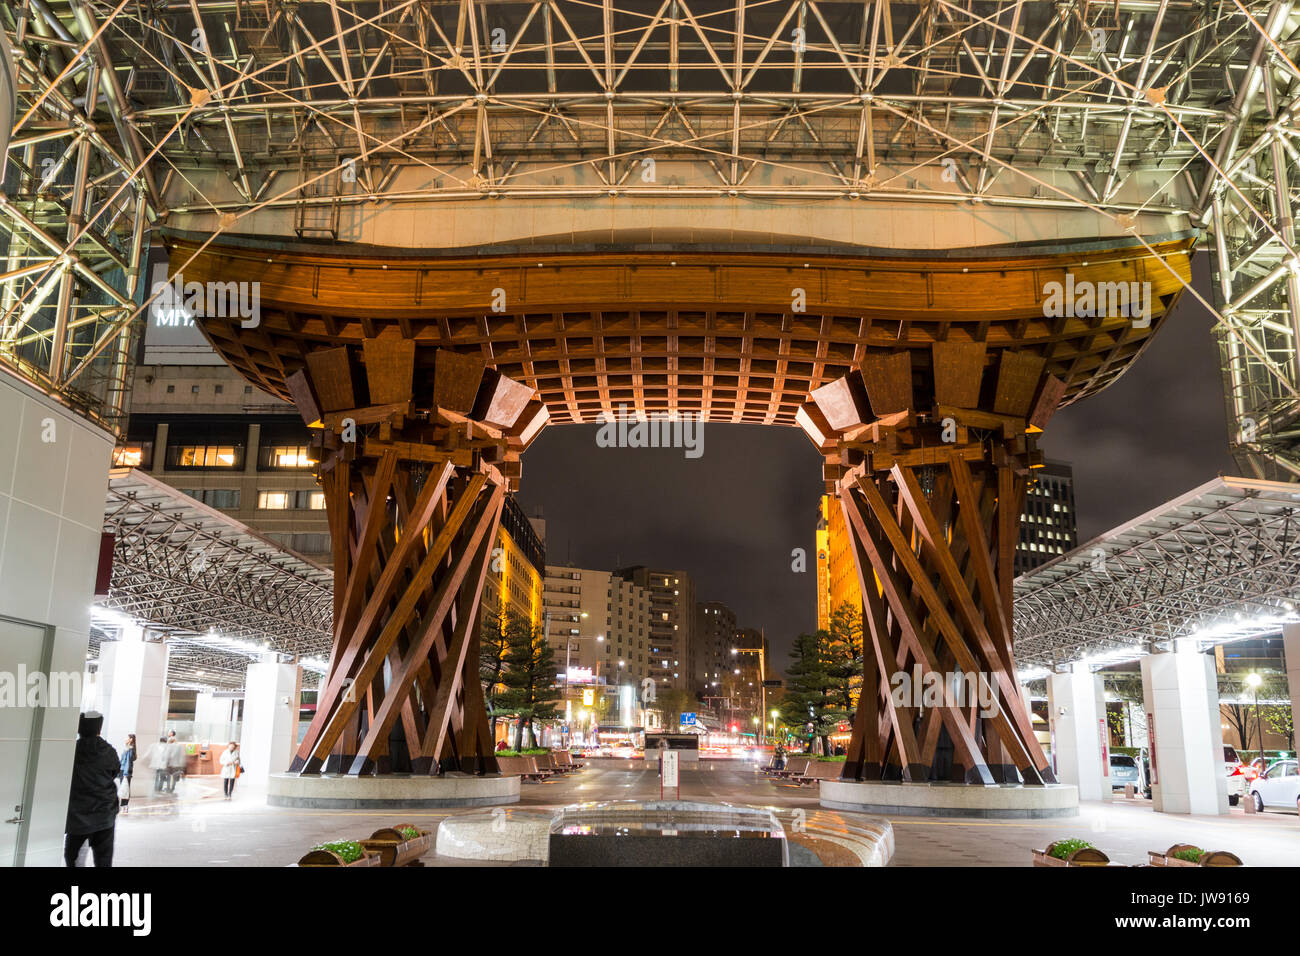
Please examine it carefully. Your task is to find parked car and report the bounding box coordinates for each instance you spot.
[1109,753,1144,793]
[1248,759,1300,813]
[1224,745,1247,806]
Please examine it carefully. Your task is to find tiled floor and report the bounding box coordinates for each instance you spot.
[106,760,1300,867]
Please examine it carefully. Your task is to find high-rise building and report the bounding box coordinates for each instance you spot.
[484,495,546,629]
[694,601,737,695]
[542,565,652,733]
[726,627,769,737]
[816,494,862,630]
[616,566,695,691]
[1015,461,1079,575]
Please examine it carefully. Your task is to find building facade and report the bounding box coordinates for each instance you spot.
[616,566,695,692]
[816,494,863,630]
[1015,461,1079,576]
[694,601,737,697]
[542,565,652,735]
[120,364,331,560]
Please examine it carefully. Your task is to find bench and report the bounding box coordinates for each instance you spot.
[496,756,551,782]
[792,761,845,785]
[770,756,811,779]
[552,751,583,771]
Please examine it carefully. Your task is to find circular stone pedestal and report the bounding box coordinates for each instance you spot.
[266,772,519,809]
[820,781,1078,818]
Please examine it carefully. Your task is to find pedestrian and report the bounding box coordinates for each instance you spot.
[164,736,187,793]
[147,735,168,792]
[219,742,241,800]
[64,712,120,867]
[117,734,136,813]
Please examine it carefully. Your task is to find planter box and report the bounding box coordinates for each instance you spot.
[1033,842,1111,867]
[362,824,433,867]
[297,848,382,867]
[1147,844,1243,867]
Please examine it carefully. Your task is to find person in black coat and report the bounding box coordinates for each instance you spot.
[64,712,121,867]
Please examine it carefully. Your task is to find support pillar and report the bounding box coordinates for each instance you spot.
[1047,663,1111,801]
[240,657,302,782]
[800,346,1063,786]
[277,343,545,776]
[1141,638,1229,815]
[1285,624,1300,738]
[98,625,168,755]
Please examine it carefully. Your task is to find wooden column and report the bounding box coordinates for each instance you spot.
[801,347,1063,785]
[279,342,546,776]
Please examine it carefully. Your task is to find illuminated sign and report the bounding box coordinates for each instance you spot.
[582,689,595,707]
[566,666,594,684]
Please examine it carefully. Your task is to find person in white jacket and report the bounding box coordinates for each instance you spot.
[219,742,241,800]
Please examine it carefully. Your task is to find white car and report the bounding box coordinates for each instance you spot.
[1224,745,1247,805]
[1248,759,1300,813]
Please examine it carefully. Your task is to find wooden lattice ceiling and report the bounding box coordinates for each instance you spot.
[173,233,1195,426]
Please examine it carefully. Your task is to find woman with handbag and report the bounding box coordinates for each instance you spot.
[117,734,136,813]
[219,742,241,800]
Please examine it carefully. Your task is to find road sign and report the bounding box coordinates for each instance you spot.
[679,712,696,726]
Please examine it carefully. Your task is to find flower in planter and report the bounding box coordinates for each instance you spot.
[312,840,364,864]
[1171,846,1205,864]
[1049,838,1095,860]
[398,826,419,841]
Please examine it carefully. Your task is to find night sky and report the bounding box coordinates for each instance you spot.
[515,250,1236,674]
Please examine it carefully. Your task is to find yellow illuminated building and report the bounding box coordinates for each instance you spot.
[482,496,545,629]
[818,494,862,630]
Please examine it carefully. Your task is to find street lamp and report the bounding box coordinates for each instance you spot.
[1246,672,1263,763]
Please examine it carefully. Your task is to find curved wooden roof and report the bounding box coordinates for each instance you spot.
[171,233,1195,426]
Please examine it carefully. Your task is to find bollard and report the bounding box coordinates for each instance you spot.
[1124,783,1135,799]
[1243,794,1256,814]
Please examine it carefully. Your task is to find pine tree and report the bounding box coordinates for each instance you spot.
[479,605,509,739]
[824,602,863,715]
[494,613,562,750]
[779,632,839,754]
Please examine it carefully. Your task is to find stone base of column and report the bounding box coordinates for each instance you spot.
[266,772,520,809]
[819,780,1079,818]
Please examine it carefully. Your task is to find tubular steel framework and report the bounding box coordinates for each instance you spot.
[99,467,333,686]
[1013,475,1300,670]
[4,1,1300,468]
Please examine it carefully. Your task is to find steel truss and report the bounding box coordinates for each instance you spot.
[99,467,333,686]
[6,1,1300,467]
[1013,475,1300,670]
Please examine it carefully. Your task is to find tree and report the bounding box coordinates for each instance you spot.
[1263,704,1294,751]
[824,603,863,714]
[651,687,694,731]
[493,613,562,750]
[479,606,509,739]
[779,632,840,754]
[1220,701,1255,750]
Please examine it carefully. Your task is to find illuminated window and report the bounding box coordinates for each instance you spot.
[270,445,312,468]
[112,443,152,468]
[168,444,240,468]
[307,491,326,510]
[258,491,292,510]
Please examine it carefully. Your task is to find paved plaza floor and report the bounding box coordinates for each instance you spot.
[108,759,1300,867]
